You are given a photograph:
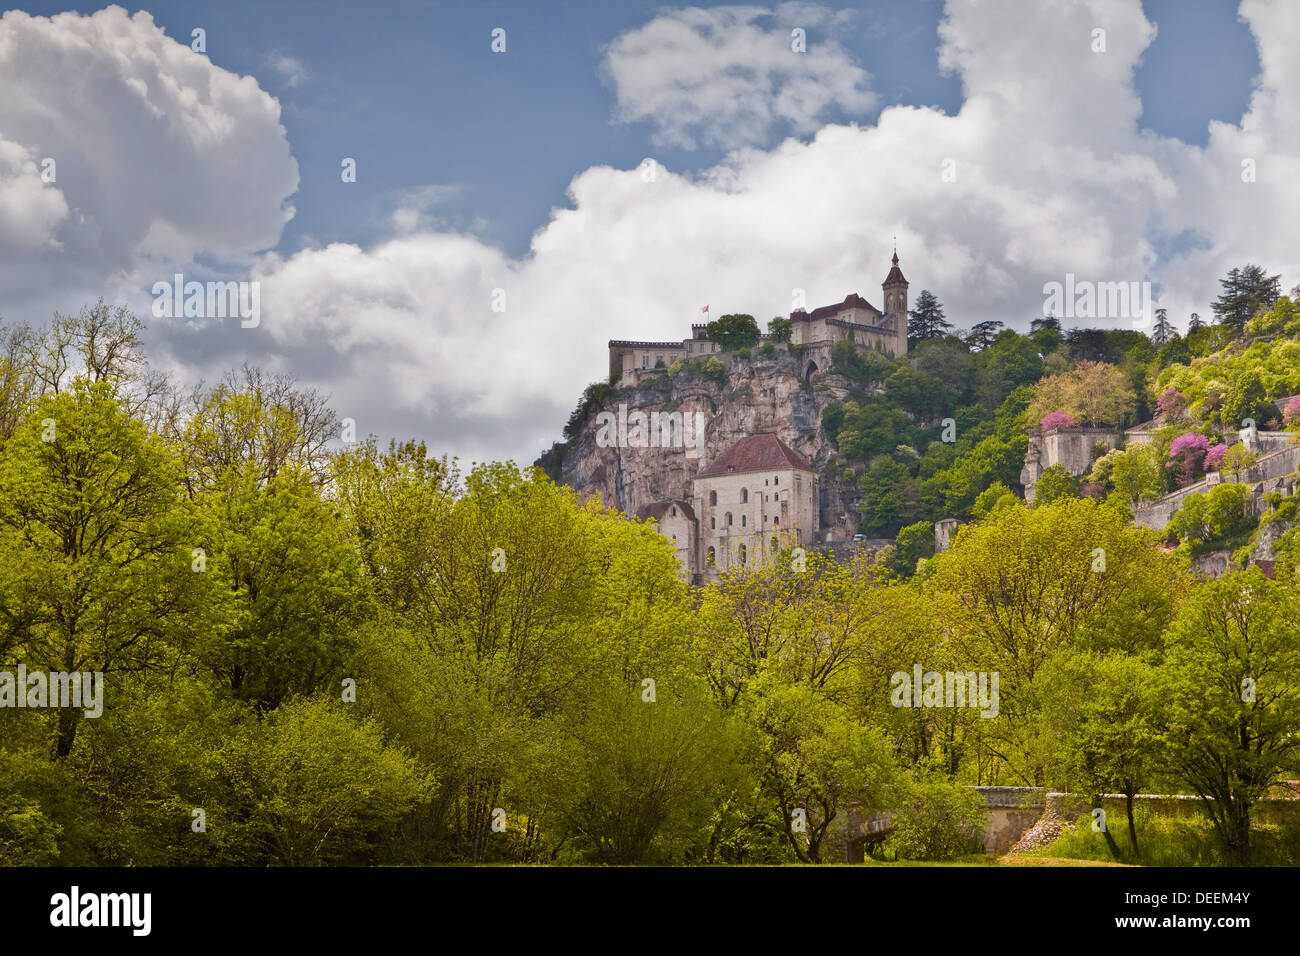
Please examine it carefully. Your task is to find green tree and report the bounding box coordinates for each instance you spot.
[706,314,761,352]
[767,316,793,343]
[1159,569,1300,864]
[0,379,221,757]
[1032,464,1080,506]
[906,290,951,346]
[1212,264,1282,335]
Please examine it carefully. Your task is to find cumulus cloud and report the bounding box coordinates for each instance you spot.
[603,3,877,149]
[0,5,298,304]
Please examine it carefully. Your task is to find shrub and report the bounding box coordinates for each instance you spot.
[1039,410,1078,430]
[883,775,986,861]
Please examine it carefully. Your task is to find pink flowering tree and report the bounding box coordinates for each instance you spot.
[1039,410,1079,431]
[1166,432,1211,486]
[1156,386,1188,420]
[1284,395,1300,427]
[1203,443,1229,473]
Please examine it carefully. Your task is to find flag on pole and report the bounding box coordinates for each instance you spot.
[701,305,709,314]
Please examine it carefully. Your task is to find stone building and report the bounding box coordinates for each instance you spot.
[608,251,910,387]
[1021,425,1121,504]
[636,433,820,582]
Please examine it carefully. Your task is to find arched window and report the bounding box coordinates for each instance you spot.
[711,517,716,530]
[739,544,747,566]
[741,488,749,503]
[771,536,779,551]
[709,490,717,506]
[706,547,716,566]
[773,516,779,527]
[774,476,779,485]
[726,512,733,526]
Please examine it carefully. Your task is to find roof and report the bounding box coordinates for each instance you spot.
[634,499,696,523]
[697,433,815,479]
[608,339,688,349]
[795,290,889,323]
[883,250,907,286]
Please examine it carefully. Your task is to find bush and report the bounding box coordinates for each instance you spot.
[883,775,986,861]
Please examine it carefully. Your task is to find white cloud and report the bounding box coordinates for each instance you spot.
[0,5,299,304]
[268,53,308,88]
[603,3,877,149]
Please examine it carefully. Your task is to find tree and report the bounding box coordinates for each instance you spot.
[964,320,1003,351]
[0,379,222,757]
[907,290,951,346]
[767,316,792,343]
[927,497,1184,785]
[1026,360,1136,428]
[747,676,896,863]
[706,314,761,352]
[1187,312,1204,332]
[1151,307,1174,345]
[1107,443,1164,504]
[1159,569,1300,864]
[859,458,910,534]
[1032,464,1080,506]
[1040,651,1161,859]
[891,520,934,576]
[1212,264,1282,335]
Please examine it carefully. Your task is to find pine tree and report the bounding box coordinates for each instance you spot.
[964,320,1003,351]
[1188,312,1204,332]
[1151,307,1173,345]
[906,289,951,346]
[1211,264,1282,335]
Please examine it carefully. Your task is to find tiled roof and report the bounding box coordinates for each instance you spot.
[697,433,814,478]
[635,499,696,523]
[796,293,883,322]
[883,250,907,286]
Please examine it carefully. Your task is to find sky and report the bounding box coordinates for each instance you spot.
[0,0,1294,467]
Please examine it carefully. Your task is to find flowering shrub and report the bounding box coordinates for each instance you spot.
[1285,396,1300,425]
[1204,443,1229,472]
[1039,410,1078,430]
[1166,432,1211,487]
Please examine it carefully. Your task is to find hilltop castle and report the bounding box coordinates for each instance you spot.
[611,253,911,580]
[609,251,910,387]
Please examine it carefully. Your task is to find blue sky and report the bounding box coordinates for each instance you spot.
[0,1,1292,466]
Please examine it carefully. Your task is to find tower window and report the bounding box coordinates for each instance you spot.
[741,488,748,503]
[742,515,746,527]
[710,491,717,506]
[726,512,733,526]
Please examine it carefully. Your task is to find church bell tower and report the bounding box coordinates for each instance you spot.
[882,247,908,333]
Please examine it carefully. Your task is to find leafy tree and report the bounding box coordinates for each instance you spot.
[885,772,985,860]
[767,316,792,343]
[927,497,1184,785]
[1032,464,1080,506]
[1159,569,1300,864]
[906,290,951,346]
[706,314,761,352]
[1107,443,1164,503]
[1026,360,1136,428]
[891,520,934,577]
[1040,651,1162,858]
[747,676,896,863]
[859,458,911,533]
[0,379,221,757]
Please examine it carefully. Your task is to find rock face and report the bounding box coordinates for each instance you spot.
[550,347,865,539]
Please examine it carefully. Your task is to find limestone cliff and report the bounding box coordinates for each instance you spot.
[540,348,866,539]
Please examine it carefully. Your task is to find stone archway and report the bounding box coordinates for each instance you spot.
[804,361,819,382]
